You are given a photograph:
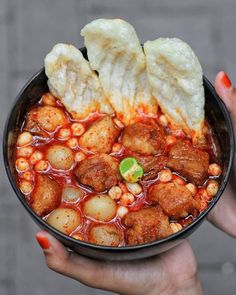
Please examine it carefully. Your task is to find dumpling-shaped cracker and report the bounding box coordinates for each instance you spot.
[45,43,113,119]
[81,19,157,125]
[144,38,205,139]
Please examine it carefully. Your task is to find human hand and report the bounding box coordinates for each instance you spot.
[207,71,236,236]
[36,231,202,295]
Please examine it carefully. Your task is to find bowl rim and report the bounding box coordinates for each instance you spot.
[3,66,235,252]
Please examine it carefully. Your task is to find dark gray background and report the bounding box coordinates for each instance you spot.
[1,0,236,294]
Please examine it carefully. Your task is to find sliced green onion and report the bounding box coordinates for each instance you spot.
[119,157,144,183]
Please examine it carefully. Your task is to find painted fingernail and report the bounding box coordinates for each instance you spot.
[221,72,232,89]
[36,235,50,250]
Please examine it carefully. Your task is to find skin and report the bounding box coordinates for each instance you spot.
[207,71,236,236]
[35,72,235,295]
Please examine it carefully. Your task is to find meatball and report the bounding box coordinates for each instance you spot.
[46,144,74,170]
[24,106,68,134]
[132,153,168,180]
[79,116,120,153]
[167,141,209,185]
[30,175,61,216]
[121,122,165,155]
[83,194,117,222]
[148,182,199,219]
[47,208,81,234]
[89,224,122,246]
[75,154,121,192]
[124,207,173,245]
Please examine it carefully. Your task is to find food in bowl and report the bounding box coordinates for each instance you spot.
[14,19,222,246]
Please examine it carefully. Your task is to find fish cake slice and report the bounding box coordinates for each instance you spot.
[81,18,157,124]
[144,38,205,140]
[45,43,113,119]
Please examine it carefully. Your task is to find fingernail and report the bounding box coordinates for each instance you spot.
[36,235,51,250]
[221,72,232,89]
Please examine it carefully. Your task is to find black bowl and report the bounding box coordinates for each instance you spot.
[3,48,235,261]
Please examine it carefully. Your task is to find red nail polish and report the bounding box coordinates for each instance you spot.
[221,72,232,89]
[36,235,50,250]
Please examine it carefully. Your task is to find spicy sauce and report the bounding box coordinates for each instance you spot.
[14,92,222,246]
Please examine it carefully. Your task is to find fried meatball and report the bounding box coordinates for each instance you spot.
[121,122,165,155]
[24,106,68,134]
[30,175,61,216]
[79,116,120,154]
[89,224,122,246]
[75,154,121,192]
[124,207,172,245]
[167,141,209,185]
[148,182,199,219]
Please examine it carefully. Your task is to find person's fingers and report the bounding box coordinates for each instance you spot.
[214,71,236,123]
[207,184,236,237]
[210,71,236,236]
[35,231,115,291]
[214,71,236,172]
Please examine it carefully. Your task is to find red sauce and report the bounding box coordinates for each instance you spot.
[14,93,222,246]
